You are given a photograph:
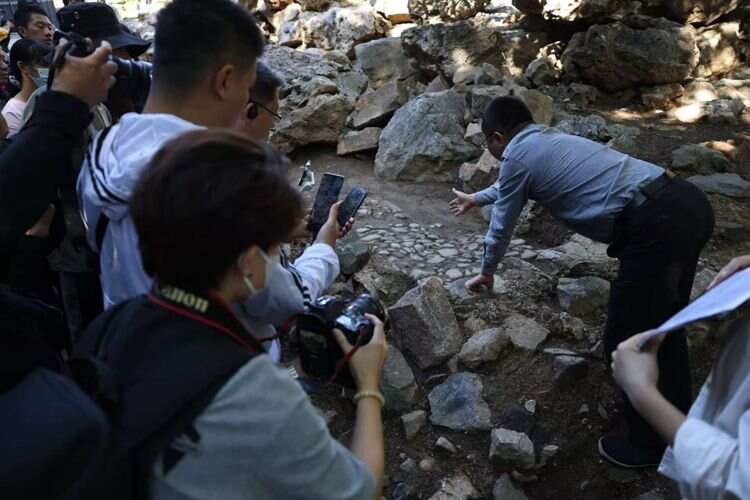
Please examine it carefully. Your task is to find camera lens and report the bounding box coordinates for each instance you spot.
[345,294,384,320]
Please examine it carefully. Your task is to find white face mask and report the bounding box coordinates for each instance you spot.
[243,249,281,296]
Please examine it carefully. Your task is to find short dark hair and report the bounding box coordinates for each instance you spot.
[130,129,303,292]
[482,96,535,136]
[14,5,48,30]
[9,38,50,83]
[250,61,283,106]
[152,0,265,94]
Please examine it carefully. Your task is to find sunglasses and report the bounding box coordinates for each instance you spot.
[249,99,282,121]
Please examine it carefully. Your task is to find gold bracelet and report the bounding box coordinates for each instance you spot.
[353,390,385,407]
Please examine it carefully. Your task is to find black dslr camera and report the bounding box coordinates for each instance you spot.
[51,31,152,111]
[295,294,385,387]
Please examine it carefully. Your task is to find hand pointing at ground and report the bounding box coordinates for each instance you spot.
[449,189,476,216]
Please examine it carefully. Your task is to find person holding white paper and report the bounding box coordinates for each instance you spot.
[612,255,750,499]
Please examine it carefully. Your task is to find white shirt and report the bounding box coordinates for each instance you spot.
[2,97,27,137]
[659,313,750,499]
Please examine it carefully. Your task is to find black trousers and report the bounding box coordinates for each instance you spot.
[604,178,714,449]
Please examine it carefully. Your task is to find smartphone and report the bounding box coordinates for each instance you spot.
[337,187,368,228]
[309,173,345,237]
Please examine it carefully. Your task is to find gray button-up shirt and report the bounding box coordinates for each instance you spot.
[474,124,664,275]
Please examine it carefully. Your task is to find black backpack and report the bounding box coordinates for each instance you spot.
[1,293,260,500]
[72,294,262,500]
[0,288,106,499]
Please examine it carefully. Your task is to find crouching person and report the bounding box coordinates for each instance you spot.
[75,130,386,500]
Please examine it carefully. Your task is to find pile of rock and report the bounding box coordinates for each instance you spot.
[247,0,750,192]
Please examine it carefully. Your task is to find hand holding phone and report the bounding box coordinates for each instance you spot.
[337,187,368,228]
[308,173,344,238]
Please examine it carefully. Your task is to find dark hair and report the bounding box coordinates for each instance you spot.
[9,38,50,84]
[130,129,303,292]
[250,61,283,106]
[152,0,265,94]
[481,96,535,136]
[13,5,47,30]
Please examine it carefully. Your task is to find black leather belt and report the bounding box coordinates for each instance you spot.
[627,170,676,211]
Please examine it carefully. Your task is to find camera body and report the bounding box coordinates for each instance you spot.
[52,30,152,111]
[295,294,384,387]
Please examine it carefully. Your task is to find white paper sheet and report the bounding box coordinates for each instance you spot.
[640,267,750,348]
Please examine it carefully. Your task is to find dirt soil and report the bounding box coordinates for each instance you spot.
[287,106,750,499]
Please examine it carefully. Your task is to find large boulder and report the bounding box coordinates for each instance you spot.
[349,80,409,129]
[354,38,416,88]
[465,84,554,124]
[562,16,699,91]
[354,256,418,307]
[670,97,746,124]
[512,0,624,22]
[402,17,548,80]
[459,150,500,192]
[694,22,750,79]
[337,127,382,155]
[672,144,730,174]
[263,45,367,106]
[389,276,464,368]
[553,113,641,156]
[503,313,549,351]
[428,373,492,430]
[533,234,618,279]
[688,173,750,198]
[265,45,368,153]
[302,5,390,55]
[663,0,742,24]
[409,0,489,21]
[375,90,480,182]
[557,276,611,316]
[272,94,354,153]
[458,328,509,368]
[381,346,419,413]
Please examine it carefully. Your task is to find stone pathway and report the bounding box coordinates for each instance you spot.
[356,196,539,281]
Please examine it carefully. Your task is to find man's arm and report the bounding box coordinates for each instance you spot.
[473,182,500,207]
[0,91,93,277]
[480,160,530,276]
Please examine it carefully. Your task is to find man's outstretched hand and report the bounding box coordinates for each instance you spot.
[449,189,476,216]
[465,273,494,294]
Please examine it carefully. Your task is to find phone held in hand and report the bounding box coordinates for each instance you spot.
[308,173,344,238]
[337,187,368,228]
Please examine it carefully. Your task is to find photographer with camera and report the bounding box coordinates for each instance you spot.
[75,129,386,500]
[78,0,264,310]
[0,39,115,356]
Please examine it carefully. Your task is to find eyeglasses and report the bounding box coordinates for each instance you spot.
[249,99,282,121]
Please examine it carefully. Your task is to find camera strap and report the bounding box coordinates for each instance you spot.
[326,325,369,386]
[147,283,265,355]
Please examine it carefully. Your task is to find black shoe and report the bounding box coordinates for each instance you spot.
[598,436,664,468]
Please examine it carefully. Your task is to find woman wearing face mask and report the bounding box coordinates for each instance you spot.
[74,129,387,500]
[2,38,50,136]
